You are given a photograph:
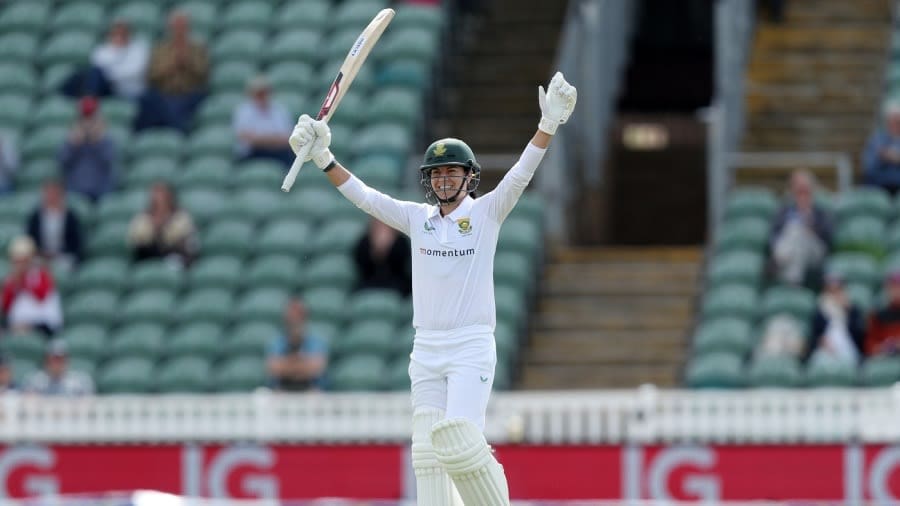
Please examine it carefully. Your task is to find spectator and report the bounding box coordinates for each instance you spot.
[60,18,150,100]
[26,179,84,273]
[128,182,198,267]
[1,236,63,336]
[0,355,17,393]
[25,340,94,396]
[233,75,295,167]
[0,130,19,194]
[59,96,118,202]
[354,218,412,296]
[266,298,327,391]
[806,272,865,364]
[134,10,208,132]
[865,271,900,357]
[756,314,806,359]
[863,101,900,193]
[768,170,832,287]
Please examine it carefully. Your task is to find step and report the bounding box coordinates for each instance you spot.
[534,311,691,331]
[754,26,889,52]
[542,278,698,297]
[747,113,873,131]
[551,246,703,263]
[538,296,694,317]
[528,331,687,363]
[785,0,890,23]
[519,364,679,389]
[747,60,884,84]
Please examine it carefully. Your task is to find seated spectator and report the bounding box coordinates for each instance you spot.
[0,355,17,393]
[128,182,198,267]
[865,271,900,357]
[233,75,295,167]
[1,236,63,336]
[354,218,412,296]
[60,18,150,100]
[25,340,94,396]
[26,179,84,273]
[134,10,208,132]
[756,314,806,359]
[863,101,900,193]
[266,298,327,391]
[0,130,19,194]
[806,272,865,364]
[768,170,832,287]
[59,97,118,202]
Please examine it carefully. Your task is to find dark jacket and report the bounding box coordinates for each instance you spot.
[353,233,412,297]
[806,304,866,362]
[26,207,84,265]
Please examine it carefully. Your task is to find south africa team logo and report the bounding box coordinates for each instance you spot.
[424,221,435,233]
[456,217,472,235]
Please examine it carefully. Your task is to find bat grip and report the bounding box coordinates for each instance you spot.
[281,142,314,192]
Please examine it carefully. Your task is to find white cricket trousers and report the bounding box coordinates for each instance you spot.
[409,325,497,430]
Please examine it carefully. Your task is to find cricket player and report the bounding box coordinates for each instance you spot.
[289,72,577,505]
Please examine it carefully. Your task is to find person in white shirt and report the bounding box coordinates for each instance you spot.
[233,75,295,167]
[61,19,150,100]
[289,72,576,506]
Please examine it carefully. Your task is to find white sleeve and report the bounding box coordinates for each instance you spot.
[337,174,415,236]
[481,142,546,223]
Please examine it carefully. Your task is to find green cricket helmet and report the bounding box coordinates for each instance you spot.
[419,138,481,204]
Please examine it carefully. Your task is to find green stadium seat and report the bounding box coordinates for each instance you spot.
[39,30,97,66]
[760,285,816,321]
[174,288,234,325]
[887,221,900,253]
[347,289,403,323]
[180,189,229,225]
[302,287,348,325]
[256,219,312,256]
[126,156,178,187]
[214,356,267,391]
[22,126,68,161]
[685,352,745,388]
[498,217,542,256]
[0,33,38,61]
[329,353,387,391]
[233,160,285,189]
[98,357,154,393]
[846,282,875,311]
[747,356,804,387]
[100,98,138,128]
[15,159,58,190]
[310,218,366,256]
[243,255,302,291]
[351,153,403,189]
[0,191,37,223]
[375,59,429,90]
[225,321,280,357]
[701,284,758,321]
[212,29,266,63]
[318,57,375,93]
[836,187,891,222]
[724,187,778,221]
[73,257,129,292]
[187,125,233,158]
[10,358,38,385]
[87,220,131,257]
[235,288,289,325]
[156,356,213,393]
[51,2,106,32]
[267,62,316,96]
[494,320,518,358]
[334,320,395,357]
[274,91,308,118]
[331,0,387,31]
[860,356,900,386]
[353,123,412,159]
[221,0,274,31]
[0,2,51,33]
[188,255,243,290]
[118,289,176,324]
[112,1,162,35]
[129,128,184,160]
[707,250,764,287]
[835,216,886,259]
[201,220,254,257]
[230,188,288,222]
[0,224,21,253]
[266,29,322,65]
[274,1,330,30]
[67,193,95,228]
[67,357,97,378]
[65,289,119,326]
[195,92,243,127]
[494,251,534,293]
[510,191,545,223]
[386,356,410,390]
[167,322,224,360]
[0,64,37,95]
[805,353,856,387]
[494,359,513,391]
[30,96,77,128]
[377,27,439,64]
[63,324,109,361]
[0,95,32,131]
[177,156,233,190]
[691,317,753,357]
[825,253,880,287]
[0,333,46,363]
[393,4,444,30]
[109,323,165,360]
[303,255,357,292]
[211,61,259,92]
[392,325,415,359]
[365,87,421,125]
[96,189,147,223]
[176,0,218,36]
[129,260,184,292]
[495,285,526,324]
[714,216,770,253]
[41,63,75,94]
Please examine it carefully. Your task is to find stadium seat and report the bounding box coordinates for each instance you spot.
[393,325,415,359]
[96,189,147,223]
[328,353,387,391]
[495,285,526,324]
[68,357,97,378]
[173,288,234,325]
[176,0,218,36]
[233,160,285,190]
[0,94,32,131]
[0,33,38,62]
[303,256,357,293]
[225,321,280,357]
[846,282,875,311]
[221,0,274,31]
[98,357,155,393]
[331,0,388,30]
[156,356,212,393]
[377,27,439,64]
[265,29,322,65]
[214,356,267,392]
[256,219,312,256]
[39,30,97,66]
[760,285,816,321]
[126,156,179,188]
[310,218,366,255]
[686,352,745,388]
[701,284,758,321]
[243,255,302,291]
[825,253,880,287]
[375,59,429,90]
[129,128,184,161]
[365,87,421,124]
[15,159,58,190]
[1,333,45,363]
[353,123,412,159]
[73,257,130,292]
[112,1,162,35]
[0,2,51,33]
[835,187,891,222]
[41,63,75,95]
[714,216,770,253]
[100,98,138,128]
[691,317,753,357]
[723,187,778,222]
[64,324,109,361]
[805,353,857,387]
[211,61,259,93]
[494,320,518,358]
[747,356,804,387]
[212,29,266,63]
[187,125,234,158]
[129,260,184,292]
[109,323,165,360]
[352,153,404,188]
[235,288,289,326]
[177,156,233,191]
[386,356,411,390]
[117,289,177,324]
[180,189,230,225]
[494,251,534,293]
[188,255,243,290]
[22,126,69,161]
[347,289,404,324]
[167,322,224,360]
[0,63,37,95]
[267,61,316,96]
[393,3,444,31]
[31,96,77,128]
[274,1,330,31]
[0,190,38,223]
[834,216,886,259]
[301,287,348,326]
[318,57,375,94]
[334,320,395,357]
[195,92,243,127]
[859,356,900,386]
[65,289,119,326]
[10,358,38,385]
[707,250,764,288]
[230,188,288,222]
[201,220,255,257]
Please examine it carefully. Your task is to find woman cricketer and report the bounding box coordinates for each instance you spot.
[289,71,577,505]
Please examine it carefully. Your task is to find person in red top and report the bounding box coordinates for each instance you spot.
[865,271,900,357]
[1,236,62,336]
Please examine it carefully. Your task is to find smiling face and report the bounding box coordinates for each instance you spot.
[427,165,469,203]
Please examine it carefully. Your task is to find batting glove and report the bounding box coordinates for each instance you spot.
[538,71,578,135]
[288,115,334,170]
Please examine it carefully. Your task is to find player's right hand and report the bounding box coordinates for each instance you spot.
[289,115,334,170]
[289,114,315,155]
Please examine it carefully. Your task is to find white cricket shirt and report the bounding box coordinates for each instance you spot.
[338,142,546,336]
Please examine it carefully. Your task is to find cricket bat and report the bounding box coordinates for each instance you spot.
[281,8,396,192]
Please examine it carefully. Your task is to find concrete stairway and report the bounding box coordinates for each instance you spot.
[739,0,892,187]
[519,247,701,389]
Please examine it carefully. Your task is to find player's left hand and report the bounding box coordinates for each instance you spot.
[289,115,334,170]
[538,71,577,135]
[289,114,315,155]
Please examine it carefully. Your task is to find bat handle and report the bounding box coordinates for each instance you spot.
[281,143,314,192]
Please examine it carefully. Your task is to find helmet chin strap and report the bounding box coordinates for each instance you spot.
[435,178,469,206]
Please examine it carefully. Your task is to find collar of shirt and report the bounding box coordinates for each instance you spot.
[426,195,474,221]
